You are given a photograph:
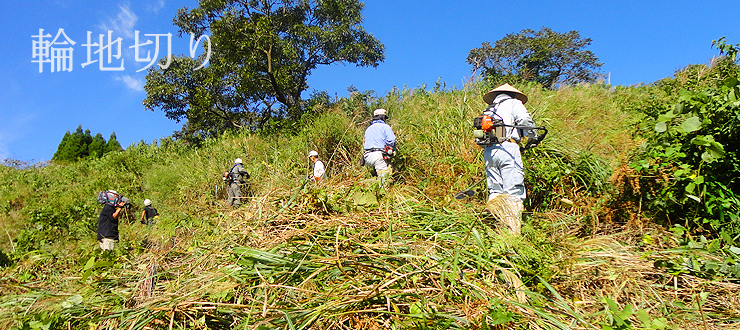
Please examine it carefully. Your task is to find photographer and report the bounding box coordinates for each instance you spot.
[96,190,128,251]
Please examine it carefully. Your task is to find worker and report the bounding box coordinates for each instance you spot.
[308,150,326,181]
[96,190,126,250]
[479,84,539,233]
[363,108,396,186]
[225,158,250,207]
[140,199,159,225]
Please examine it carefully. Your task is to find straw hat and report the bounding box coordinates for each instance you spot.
[482,83,528,105]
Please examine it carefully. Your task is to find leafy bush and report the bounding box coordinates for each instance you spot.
[630,48,740,237]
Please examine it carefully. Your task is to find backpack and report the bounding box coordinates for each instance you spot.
[97,190,121,206]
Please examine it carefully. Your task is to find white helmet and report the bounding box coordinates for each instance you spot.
[373,108,387,116]
[234,158,242,164]
[144,199,152,206]
[308,150,318,158]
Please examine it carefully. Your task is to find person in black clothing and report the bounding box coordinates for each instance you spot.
[140,198,159,226]
[97,198,126,250]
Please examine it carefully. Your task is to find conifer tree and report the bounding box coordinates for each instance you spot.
[105,132,123,153]
[52,131,72,161]
[53,126,120,161]
[79,128,93,158]
[88,133,107,158]
[57,126,87,161]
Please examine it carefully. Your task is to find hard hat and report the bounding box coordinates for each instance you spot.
[234,158,242,164]
[308,150,318,158]
[373,108,387,116]
[144,199,152,206]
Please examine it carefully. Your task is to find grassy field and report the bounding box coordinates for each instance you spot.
[1,79,739,329]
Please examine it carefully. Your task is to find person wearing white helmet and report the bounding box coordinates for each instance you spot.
[308,150,326,181]
[363,108,397,186]
[225,157,250,207]
[139,198,159,226]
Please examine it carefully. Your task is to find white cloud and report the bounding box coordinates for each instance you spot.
[116,75,144,91]
[148,0,166,13]
[99,4,139,39]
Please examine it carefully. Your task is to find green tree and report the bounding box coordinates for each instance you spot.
[52,130,72,161]
[105,132,123,154]
[467,27,602,89]
[144,55,249,139]
[143,0,385,137]
[53,127,115,161]
[81,129,93,156]
[56,126,88,161]
[87,133,107,158]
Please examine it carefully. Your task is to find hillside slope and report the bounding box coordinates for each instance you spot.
[1,82,739,329]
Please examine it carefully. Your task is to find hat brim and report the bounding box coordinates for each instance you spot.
[482,84,528,104]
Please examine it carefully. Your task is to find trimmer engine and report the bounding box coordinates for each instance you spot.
[473,115,507,147]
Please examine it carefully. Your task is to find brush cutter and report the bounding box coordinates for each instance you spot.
[453,177,486,200]
[473,115,548,149]
[455,123,547,199]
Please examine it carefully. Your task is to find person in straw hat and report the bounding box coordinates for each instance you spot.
[480,84,539,234]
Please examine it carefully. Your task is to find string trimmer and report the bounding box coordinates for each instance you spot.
[453,177,486,200]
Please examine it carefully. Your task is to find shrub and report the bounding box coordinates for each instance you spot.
[630,58,740,237]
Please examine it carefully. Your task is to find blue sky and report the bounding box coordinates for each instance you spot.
[1,1,738,163]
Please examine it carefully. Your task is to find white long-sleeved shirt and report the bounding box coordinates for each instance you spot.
[481,93,537,141]
[313,160,326,179]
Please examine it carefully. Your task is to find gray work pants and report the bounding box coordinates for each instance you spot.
[483,141,526,202]
[227,182,243,207]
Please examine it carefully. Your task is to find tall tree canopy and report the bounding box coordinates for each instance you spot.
[467,27,603,89]
[52,126,122,162]
[105,132,123,154]
[144,0,385,137]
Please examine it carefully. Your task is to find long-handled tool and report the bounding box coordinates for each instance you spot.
[453,177,486,200]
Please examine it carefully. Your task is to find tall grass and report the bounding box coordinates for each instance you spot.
[3,81,739,329]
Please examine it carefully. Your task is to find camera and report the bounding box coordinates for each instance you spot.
[120,197,131,209]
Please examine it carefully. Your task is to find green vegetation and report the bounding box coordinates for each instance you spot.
[4,33,740,329]
[467,27,603,89]
[144,0,385,139]
[615,39,740,239]
[52,126,123,162]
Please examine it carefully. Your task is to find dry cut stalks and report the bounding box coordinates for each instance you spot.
[485,194,523,235]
